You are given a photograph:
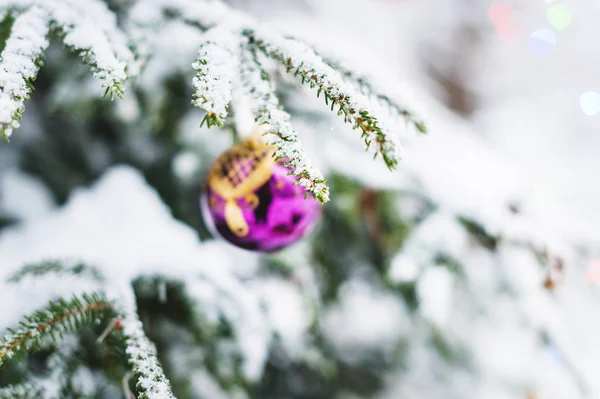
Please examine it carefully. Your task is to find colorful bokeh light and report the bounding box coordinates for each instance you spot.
[488,2,520,43]
[586,260,600,285]
[580,92,600,116]
[547,4,572,31]
[529,29,556,55]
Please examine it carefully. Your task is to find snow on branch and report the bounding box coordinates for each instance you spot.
[246,29,402,170]
[154,0,234,30]
[0,0,133,140]
[192,26,240,128]
[117,288,176,399]
[126,0,232,62]
[58,0,134,75]
[0,382,44,399]
[239,39,329,203]
[307,44,428,134]
[0,293,112,368]
[48,0,128,100]
[0,5,50,140]
[7,260,106,283]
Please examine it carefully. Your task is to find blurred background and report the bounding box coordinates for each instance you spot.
[1,0,600,398]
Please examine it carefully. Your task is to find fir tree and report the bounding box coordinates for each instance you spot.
[0,0,597,399]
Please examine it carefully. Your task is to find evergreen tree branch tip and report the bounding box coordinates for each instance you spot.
[0,0,132,140]
[0,293,112,368]
[244,28,403,171]
[0,382,44,399]
[117,290,176,399]
[239,37,330,203]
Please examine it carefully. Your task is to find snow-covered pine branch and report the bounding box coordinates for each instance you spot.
[192,26,239,128]
[0,382,44,399]
[125,0,235,65]
[0,5,50,140]
[246,29,403,170]
[47,0,130,99]
[117,288,176,399]
[7,260,105,283]
[57,0,134,76]
[0,293,112,368]
[304,43,428,134]
[0,0,132,140]
[286,36,427,133]
[239,38,329,203]
[145,0,413,199]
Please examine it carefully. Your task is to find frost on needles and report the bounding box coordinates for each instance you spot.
[0,0,426,204]
[0,1,428,394]
[0,0,131,140]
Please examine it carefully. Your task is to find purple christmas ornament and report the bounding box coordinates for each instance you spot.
[200,136,321,253]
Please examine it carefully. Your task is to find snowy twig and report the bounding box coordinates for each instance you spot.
[48,1,128,100]
[0,293,112,368]
[117,288,176,399]
[289,36,427,134]
[192,26,240,128]
[7,260,106,283]
[58,0,134,74]
[0,0,132,139]
[0,382,44,399]
[239,39,329,203]
[0,5,50,140]
[247,29,402,170]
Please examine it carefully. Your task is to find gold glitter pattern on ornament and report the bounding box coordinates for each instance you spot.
[207,136,277,238]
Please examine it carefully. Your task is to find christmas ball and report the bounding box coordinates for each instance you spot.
[200,135,321,252]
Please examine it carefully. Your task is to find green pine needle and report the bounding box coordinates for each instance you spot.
[7,260,105,283]
[0,382,44,399]
[0,293,113,369]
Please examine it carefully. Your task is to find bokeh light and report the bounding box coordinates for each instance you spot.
[580,92,600,116]
[586,260,600,285]
[488,2,520,43]
[488,2,512,26]
[547,4,572,31]
[529,29,556,55]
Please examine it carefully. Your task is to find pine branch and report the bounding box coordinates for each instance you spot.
[58,0,134,75]
[299,41,427,134]
[118,289,176,399]
[0,382,44,399]
[48,0,128,100]
[7,260,105,283]
[160,0,232,30]
[0,0,132,139]
[0,5,50,141]
[192,26,239,128]
[126,0,232,71]
[239,38,329,203]
[0,293,112,368]
[246,29,402,170]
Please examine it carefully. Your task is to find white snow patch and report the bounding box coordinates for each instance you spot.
[0,169,54,220]
[322,279,409,363]
[417,266,454,328]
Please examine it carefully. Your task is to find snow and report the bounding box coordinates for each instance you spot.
[255,277,311,357]
[191,26,240,122]
[238,36,329,202]
[0,166,274,383]
[417,266,454,328]
[0,169,54,220]
[251,27,403,169]
[1,0,600,398]
[49,1,128,94]
[0,0,133,138]
[172,151,201,181]
[322,279,410,364]
[0,5,50,137]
